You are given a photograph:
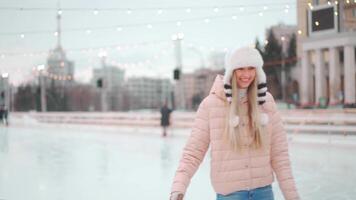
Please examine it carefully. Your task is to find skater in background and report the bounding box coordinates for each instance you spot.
[0,91,8,126]
[170,47,299,200]
[160,102,172,137]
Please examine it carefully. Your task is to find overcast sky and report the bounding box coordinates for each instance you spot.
[0,0,296,85]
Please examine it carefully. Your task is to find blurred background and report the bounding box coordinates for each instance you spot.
[0,0,356,199]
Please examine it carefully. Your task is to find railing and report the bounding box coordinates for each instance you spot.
[8,109,356,134]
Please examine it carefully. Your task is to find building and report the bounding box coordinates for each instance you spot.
[297,0,356,107]
[126,77,173,110]
[91,58,125,111]
[177,68,224,110]
[45,12,74,87]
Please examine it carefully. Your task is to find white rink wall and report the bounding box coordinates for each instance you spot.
[8,109,356,134]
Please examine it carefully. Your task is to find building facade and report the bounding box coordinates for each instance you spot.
[91,59,125,111]
[297,0,356,107]
[126,77,173,110]
[177,68,224,110]
[45,12,75,88]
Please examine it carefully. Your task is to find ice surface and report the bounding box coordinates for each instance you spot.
[0,124,355,200]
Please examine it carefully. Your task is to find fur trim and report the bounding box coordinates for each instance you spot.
[256,67,266,83]
[258,87,268,93]
[257,96,267,102]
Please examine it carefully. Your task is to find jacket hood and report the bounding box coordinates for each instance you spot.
[209,75,227,102]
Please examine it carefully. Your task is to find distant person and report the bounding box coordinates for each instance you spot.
[160,102,172,137]
[0,105,8,126]
[0,92,7,126]
[170,47,299,200]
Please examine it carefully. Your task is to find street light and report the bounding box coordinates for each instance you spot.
[98,51,108,112]
[171,32,185,110]
[37,64,47,112]
[280,36,287,102]
[1,73,8,78]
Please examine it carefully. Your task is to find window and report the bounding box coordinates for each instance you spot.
[353,8,356,17]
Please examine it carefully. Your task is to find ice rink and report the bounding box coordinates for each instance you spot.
[0,123,356,200]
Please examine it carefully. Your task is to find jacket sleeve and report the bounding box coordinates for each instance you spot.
[171,98,210,194]
[265,93,300,200]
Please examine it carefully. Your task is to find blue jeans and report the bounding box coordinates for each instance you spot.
[216,185,274,200]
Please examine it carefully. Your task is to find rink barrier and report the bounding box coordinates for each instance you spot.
[9,110,356,133]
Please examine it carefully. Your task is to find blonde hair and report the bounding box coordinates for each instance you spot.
[223,73,267,151]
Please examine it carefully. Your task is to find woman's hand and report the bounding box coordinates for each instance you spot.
[170,192,184,200]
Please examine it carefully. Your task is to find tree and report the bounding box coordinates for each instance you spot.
[254,37,264,57]
[263,29,283,99]
[14,84,36,111]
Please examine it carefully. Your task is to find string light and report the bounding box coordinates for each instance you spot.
[298,30,302,35]
[185,8,191,13]
[157,9,163,15]
[232,15,237,20]
[1,3,298,12]
[93,9,99,15]
[0,40,170,58]
[20,34,25,38]
[213,7,219,12]
[0,7,295,38]
[176,21,182,26]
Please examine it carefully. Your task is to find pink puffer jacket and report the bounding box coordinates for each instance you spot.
[171,75,299,200]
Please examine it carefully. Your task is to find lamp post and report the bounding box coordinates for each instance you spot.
[98,51,108,112]
[281,36,287,102]
[37,65,47,112]
[172,32,185,110]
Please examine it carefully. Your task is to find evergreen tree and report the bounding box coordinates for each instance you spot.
[263,29,283,99]
[14,84,36,111]
[254,37,264,57]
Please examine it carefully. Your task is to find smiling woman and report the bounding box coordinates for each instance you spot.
[170,46,300,200]
[234,67,256,89]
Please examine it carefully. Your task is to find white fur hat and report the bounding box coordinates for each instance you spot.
[223,46,268,105]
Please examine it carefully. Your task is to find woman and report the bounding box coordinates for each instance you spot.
[161,102,173,137]
[170,47,299,200]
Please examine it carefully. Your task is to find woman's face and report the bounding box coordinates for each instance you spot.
[234,67,256,89]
